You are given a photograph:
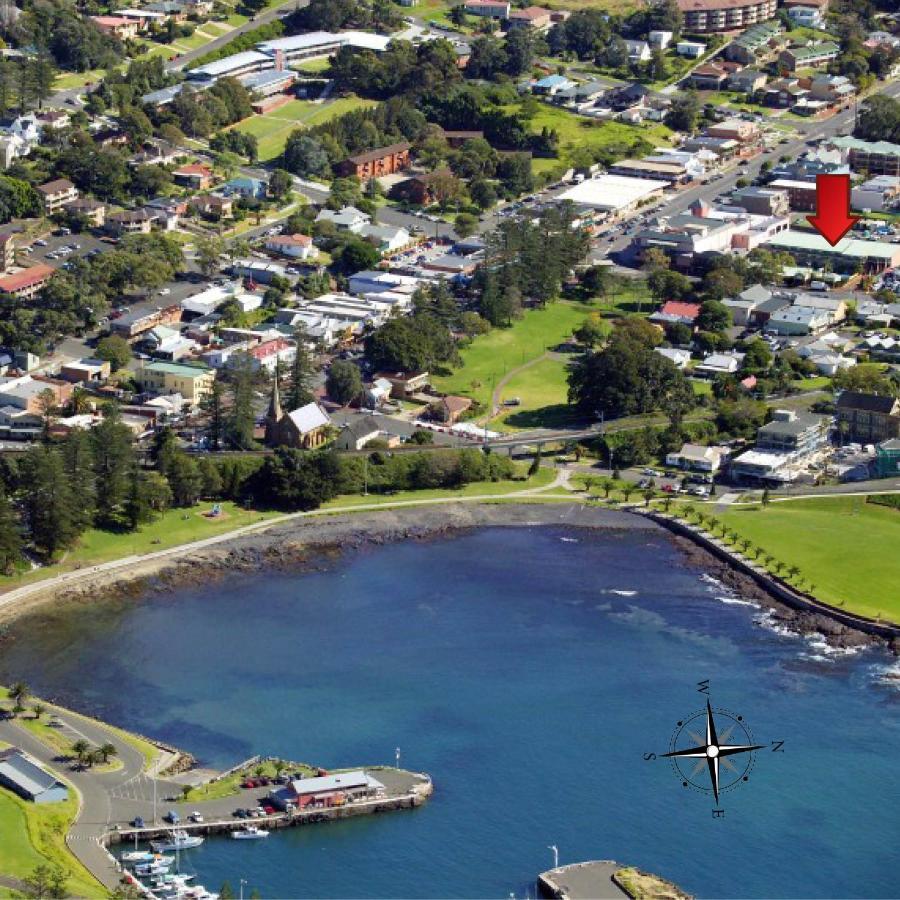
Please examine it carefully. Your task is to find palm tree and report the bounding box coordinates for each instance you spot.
[728,530,740,545]
[583,476,597,496]
[763,554,774,567]
[761,488,771,508]
[642,487,655,507]
[754,545,765,560]
[9,682,28,715]
[99,742,117,764]
[274,760,286,779]
[787,565,800,581]
[599,478,615,498]
[683,503,695,521]
[621,484,636,504]
[695,511,707,529]
[740,538,752,554]
[71,740,90,767]
[254,764,265,778]
[32,703,45,720]
[773,561,786,575]
[662,495,673,513]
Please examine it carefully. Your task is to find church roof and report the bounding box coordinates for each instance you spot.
[286,402,330,435]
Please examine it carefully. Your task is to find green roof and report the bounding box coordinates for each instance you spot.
[828,135,900,158]
[784,42,839,60]
[765,229,900,260]
[141,361,212,377]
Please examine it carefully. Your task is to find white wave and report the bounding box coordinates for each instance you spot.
[804,634,866,658]
[871,659,900,689]
[753,610,802,640]
[700,573,726,589]
[717,597,761,608]
[609,589,637,597]
[559,537,579,543]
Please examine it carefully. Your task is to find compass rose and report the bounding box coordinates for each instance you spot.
[645,681,784,817]
[662,700,764,804]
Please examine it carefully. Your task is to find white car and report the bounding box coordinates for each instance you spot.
[189,812,204,823]
[158,288,171,296]
[35,239,48,247]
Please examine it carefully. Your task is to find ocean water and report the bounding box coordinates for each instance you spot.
[3,526,900,899]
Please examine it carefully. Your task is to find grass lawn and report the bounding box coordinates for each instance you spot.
[292,57,332,73]
[321,465,556,510]
[229,96,376,162]
[0,502,280,591]
[489,357,580,431]
[52,70,101,91]
[516,104,673,176]
[718,496,900,621]
[0,789,99,896]
[433,299,602,409]
[183,758,316,803]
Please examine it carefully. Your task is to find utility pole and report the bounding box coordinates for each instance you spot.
[240,879,247,900]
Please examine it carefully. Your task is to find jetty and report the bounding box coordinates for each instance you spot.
[538,861,691,900]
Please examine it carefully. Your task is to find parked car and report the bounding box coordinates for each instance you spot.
[189,812,203,822]
[131,816,145,828]
[233,808,249,818]
[164,811,180,824]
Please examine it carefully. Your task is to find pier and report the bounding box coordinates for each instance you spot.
[538,861,691,900]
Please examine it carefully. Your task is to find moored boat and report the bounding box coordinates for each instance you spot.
[150,829,204,852]
[231,825,269,840]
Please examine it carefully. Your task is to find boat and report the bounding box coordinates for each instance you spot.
[121,850,158,863]
[134,860,174,876]
[231,825,269,840]
[150,830,204,852]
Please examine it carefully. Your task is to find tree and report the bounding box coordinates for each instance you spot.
[165,453,204,507]
[196,235,224,278]
[21,447,79,559]
[643,487,655,506]
[283,133,330,177]
[665,92,701,133]
[454,212,479,239]
[697,299,732,333]
[326,359,363,406]
[91,408,136,529]
[269,168,293,202]
[71,739,90,766]
[247,449,342,511]
[96,335,132,372]
[201,379,226,451]
[0,488,22,574]
[285,333,315,411]
[332,238,380,275]
[225,354,257,450]
[32,702,45,720]
[23,864,67,899]
[99,742,118,764]
[761,488,770,508]
[9,681,28,712]
[62,428,96,532]
[573,313,611,348]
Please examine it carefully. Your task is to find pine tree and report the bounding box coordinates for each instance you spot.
[62,427,96,531]
[226,354,257,450]
[201,379,226,451]
[91,406,137,528]
[285,329,314,411]
[21,446,79,559]
[0,488,22,574]
[198,458,223,499]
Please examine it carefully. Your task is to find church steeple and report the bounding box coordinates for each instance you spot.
[265,360,284,446]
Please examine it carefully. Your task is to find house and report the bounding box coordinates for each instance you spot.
[463,0,511,17]
[334,415,385,450]
[689,63,729,90]
[624,40,652,63]
[315,205,370,232]
[762,76,809,108]
[390,169,456,206]
[247,337,296,373]
[0,233,14,271]
[374,370,430,399]
[778,42,839,72]
[173,163,214,190]
[648,30,673,50]
[665,443,729,472]
[532,74,576,96]
[36,178,78,214]
[654,347,692,368]
[191,195,233,219]
[0,748,67,804]
[221,176,267,199]
[508,6,552,28]
[336,142,411,180]
[676,40,706,58]
[704,119,760,144]
[694,351,745,376]
[59,358,111,384]
[766,304,831,335]
[264,381,331,449]
[835,391,900,443]
[729,69,767,93]
[359,223,410,254]
[440,129,485,148]
[91,15,139,38]
[723,284,775,325]
[265,233,318,260]
[106,208,153,236]
[66,197,106,227]
[135,360,214,404]
[130,139,182,167]
[807,74,856,105]
[429,394,472,424]
[0,264,54,299]
[649,300,701,327]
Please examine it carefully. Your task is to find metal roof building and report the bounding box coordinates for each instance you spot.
[0,748,68,804]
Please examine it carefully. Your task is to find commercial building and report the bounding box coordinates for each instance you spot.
[0,748,67,804]
[676,0,777,34]
[270,770,385,810]
[731,409,830,482]
[851,175,900,213]
[828,136,900,178]
[874,438,900,478]
[835,392,900,443]
[725,20,783,63]
[764,229,900,273]
[766,304,832,335]
[463,0,511,17]
[111,304,181,339]
[135,360,215,404]
[254,30,392,65]
[557,174,668,216]
[666,443,729,472]
[730,186,789,216]
[0,264,55,299]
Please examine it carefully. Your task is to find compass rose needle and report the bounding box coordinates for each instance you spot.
[705,700,719,747]
[706,753,720,804]
[717,742,766,757]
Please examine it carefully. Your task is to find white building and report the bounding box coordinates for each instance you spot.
[315,205,370,232]
[557,174,669,215]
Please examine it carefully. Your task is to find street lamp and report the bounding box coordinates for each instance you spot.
[395,747,401,767]
[548,845,559,869]
[240,879,248,900]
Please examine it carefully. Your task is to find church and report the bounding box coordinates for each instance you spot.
[264,377,332,450]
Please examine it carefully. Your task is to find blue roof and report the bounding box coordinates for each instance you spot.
[535,75,569,87]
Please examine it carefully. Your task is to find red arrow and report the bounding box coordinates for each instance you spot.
[806,173,859,246]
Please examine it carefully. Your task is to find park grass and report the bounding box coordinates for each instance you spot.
[229,96,377,162]
[52,70,101,91]
[0,788,99,897]
[717,496,900,621]
[489,357,581,432]
[433,299,602,408]
[0,502,280,591]
[321,465,556,510]
[292,57,332,73]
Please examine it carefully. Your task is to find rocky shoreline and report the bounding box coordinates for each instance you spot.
[0,501,888,654]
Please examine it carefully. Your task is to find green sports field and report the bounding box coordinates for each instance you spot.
[718,496,900,622]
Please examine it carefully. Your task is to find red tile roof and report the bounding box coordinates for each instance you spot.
[659,300,702,319]
[249,338,292,360]
[0,264,55,294]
